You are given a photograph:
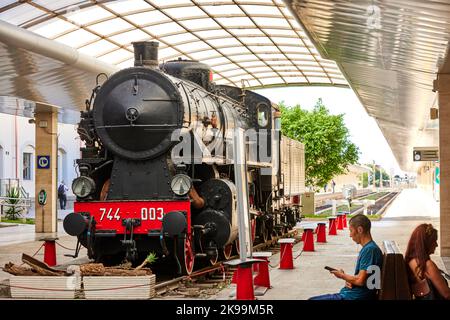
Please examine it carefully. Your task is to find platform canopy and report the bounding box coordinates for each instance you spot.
[285,0,444,171]
[0,0,346,92]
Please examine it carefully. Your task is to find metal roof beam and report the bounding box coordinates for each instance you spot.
[0,19,118,77]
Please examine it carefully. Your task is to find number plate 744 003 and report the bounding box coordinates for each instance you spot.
[99,207,164,221]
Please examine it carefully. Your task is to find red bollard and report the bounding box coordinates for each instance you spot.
[41,237,57,266]
[316,222,327,243]
[336,213,344,230]
[225,259,262,300]
[278,238,295,269]
[343,213,348,228]
[328,217,337,235]
[253,252,272,288]
[253,261,270,288]
[236,265,255,300]
[303,228,315,252]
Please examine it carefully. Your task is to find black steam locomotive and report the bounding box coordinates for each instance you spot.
[64,41,304,275]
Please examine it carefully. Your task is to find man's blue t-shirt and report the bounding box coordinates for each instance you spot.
[339,240,383,300]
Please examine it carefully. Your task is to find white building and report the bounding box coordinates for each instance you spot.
[0,98,80,199]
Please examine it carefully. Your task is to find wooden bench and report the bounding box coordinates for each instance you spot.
[379,240,412,300]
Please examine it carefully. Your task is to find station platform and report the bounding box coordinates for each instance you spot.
[0,210,85,284]
[0,208,72,246]
[215,188,447,300]
[0,188,447,299]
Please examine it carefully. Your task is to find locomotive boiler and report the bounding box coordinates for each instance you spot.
[64,41,305,275]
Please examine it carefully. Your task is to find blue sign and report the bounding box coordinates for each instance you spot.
[37,156,50,169]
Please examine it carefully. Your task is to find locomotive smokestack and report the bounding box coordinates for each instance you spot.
[133,41,159,68]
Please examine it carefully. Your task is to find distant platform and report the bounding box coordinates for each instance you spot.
[383,188,439,219]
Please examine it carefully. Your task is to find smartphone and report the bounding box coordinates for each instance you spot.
[324,266,337,272]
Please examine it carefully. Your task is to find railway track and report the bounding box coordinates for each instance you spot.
[154,229,300,298]
[315,190,398,214]
[366,192,399,215]
[315,190,375,212]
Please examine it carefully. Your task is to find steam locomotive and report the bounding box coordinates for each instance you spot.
[63,41,305,275]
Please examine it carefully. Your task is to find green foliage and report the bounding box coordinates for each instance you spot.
[280,99,360,190]
[5,187,24,220]
[1,218,35,225]
[145,252,158,265]
[365,164,391,187]
[362,172,369,188]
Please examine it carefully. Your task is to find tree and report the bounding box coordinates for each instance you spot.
[362,172,369,188]
[364,163,391,187]
[366,165,390,187]
[280,99,360,190]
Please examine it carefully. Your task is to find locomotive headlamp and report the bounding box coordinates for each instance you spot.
[72,176,96,198]
[170,174,192,196]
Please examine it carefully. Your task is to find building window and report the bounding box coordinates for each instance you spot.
[23,152,32,180]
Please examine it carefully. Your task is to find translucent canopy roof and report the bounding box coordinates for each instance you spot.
[0,0,347,88]
[285,0,444,171]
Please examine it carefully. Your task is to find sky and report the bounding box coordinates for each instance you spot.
[255,86,404,175]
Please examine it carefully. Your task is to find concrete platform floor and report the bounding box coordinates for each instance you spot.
[0,187,447,300]
[0,221,85,282]
[214,188,446,300]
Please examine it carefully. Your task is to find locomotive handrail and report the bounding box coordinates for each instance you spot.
[96,124,179,129]
[141,98,179,102]
[183,81,248,114]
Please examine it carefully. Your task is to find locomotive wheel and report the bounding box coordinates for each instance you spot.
[256,219,269,244]
[176,235,194,275]
[270,231,276,241]
[261,222,269,243]
[220,243,233,260]
[209,247,219,265]
[235,239,240,255]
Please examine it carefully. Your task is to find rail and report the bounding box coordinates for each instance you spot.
[314,188,373,206]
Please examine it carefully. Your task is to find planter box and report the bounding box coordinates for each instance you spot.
[10,276,81,299]
[83,275,156,300]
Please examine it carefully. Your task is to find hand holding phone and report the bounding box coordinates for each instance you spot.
[324,266,337,272]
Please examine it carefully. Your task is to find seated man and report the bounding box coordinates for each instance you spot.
[309,214,383,300]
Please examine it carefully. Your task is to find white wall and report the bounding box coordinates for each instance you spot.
[0,113,14,182]
[0,114,80,197]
